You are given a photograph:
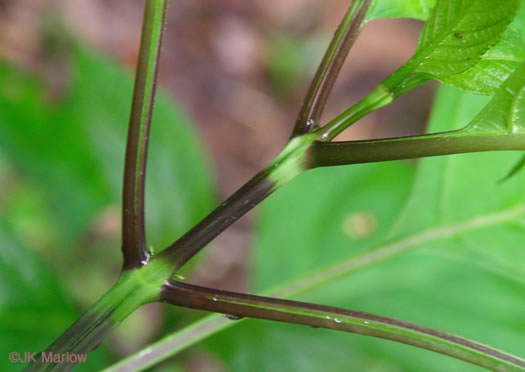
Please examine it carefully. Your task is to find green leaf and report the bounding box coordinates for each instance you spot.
[0,45,215,255]
[365,0,436,23]
[511,1,525,40]
[383,0,520,95]
[442,22,525,189]
[440,28,525,95]
[416,0,518,77]
[254,163,416,291]
[463,59,525,134]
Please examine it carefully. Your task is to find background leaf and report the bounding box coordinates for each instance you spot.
[253,163,416,291]
[0,224,111,371]
[512,1,525,39]
[0,43,216,366]
[365,0,436,23]
[0,45,215,256]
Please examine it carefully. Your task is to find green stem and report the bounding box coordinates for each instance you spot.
[24,259,172,372]
[122,0,169,270]
[291,0,371,136]
[316,83,394,141]
[157,282,525,372]
[308,131,525,168]
[315,73,431,142]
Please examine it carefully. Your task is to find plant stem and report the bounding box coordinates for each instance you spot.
[122,0,169,270]
[308,131,525,168]
[316,83,394,141]
[291,0,371,136]
[315,72,431,141]
[159,281,525,372]
[24,260,172,372]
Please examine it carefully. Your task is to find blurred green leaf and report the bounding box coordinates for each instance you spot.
[365,0,436,22]
[500,154,525,183]
[0,224,111,371]
[0,43,215,366]
[254,162,416,291]
[266,35,306,97]
[0,45,215,256]
[0,161,60,255]
[511,1,525,40]
[203,85,525,370]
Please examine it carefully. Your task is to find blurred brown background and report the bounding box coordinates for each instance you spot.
[0,0,434,185]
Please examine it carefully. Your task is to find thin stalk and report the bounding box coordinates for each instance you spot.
[316,83,394,141]
[308,131,525,168]
[122,0,169,270]
[159,282,525,372]
[315,73,431,141]
[291,0,371,136]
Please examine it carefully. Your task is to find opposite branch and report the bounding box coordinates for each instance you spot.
[308,132,525,168]
[122,0,169,270]
[161,282,525,372]
[291,0,371,137]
